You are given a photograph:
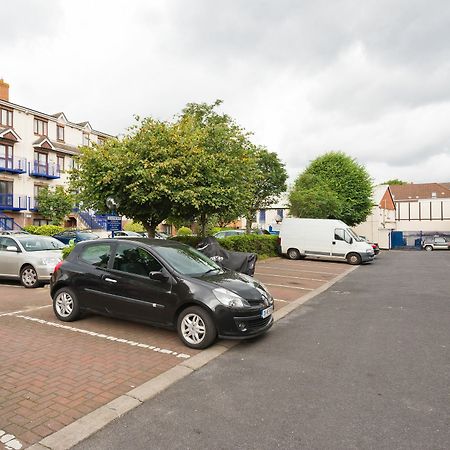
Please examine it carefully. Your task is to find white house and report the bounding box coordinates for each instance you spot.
[353,185,396,249]
[390,182,450,232]
[0,79,112,230]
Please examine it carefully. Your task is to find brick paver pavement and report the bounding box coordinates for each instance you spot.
[0,257,354,448]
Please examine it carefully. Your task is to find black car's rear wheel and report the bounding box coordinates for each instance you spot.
[53,287,80,321]
[177,306,217,349]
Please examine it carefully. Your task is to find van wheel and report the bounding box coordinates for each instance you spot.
[286,248,301,260]
[347,253,362,265]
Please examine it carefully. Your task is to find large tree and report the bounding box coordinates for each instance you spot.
[70,120,176,237]
[244,147,288,232]
[36,186,74,225]
[382,178,407,185]
[289,151,373,226]
[169,101,257,236]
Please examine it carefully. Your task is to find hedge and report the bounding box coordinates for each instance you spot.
[171,234,279,258]
[23,225,65,236]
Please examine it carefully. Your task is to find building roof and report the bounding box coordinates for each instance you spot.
[0,98,113,138]
[390,183,450,200]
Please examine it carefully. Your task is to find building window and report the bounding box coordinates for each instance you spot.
[277,209,284,219]
[33,218,51,226]
[34,151,48,173]
[0,108,13,127]
[259,209,266,223]
[57,155,65,172]
[57,125,65,142]
[0,143,13,169]
[0,180,13,207]
[82,132,90,146]
[34,118,48,136]
[97,136,105,146]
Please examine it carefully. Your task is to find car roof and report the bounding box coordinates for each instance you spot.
[79,237,186,249]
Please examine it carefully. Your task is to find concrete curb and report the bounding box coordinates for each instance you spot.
[28,264,357,450]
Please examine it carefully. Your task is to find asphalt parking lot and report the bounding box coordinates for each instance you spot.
[0,257,353,449]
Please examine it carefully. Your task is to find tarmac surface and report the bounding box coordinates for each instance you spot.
[74,251,450,450]
[0,256,350,449]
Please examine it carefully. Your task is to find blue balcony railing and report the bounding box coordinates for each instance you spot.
[0,194,28,211]
[28,161,60,179]
[28,197,39,211]
[0,157,27,174]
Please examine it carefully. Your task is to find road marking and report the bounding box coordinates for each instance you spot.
[13,315,191,359]
[258,266,339,276]
[274,298,288,303]
[255,273,327,282]
[264,283,313,291]
[0,305,51,318]
[0,429,22,449]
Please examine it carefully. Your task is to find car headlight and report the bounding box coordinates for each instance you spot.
[213,288,249,308]
[41,257,61,266]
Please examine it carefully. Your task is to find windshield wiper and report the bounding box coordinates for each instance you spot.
[203,268,221,275]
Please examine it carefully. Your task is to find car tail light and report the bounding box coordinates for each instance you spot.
[54,260,64,273]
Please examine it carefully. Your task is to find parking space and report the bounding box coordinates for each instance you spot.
[0,257,353,449]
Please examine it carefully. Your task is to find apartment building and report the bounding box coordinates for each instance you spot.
[0,79,112,229]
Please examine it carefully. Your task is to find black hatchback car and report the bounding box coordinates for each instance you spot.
[50,239,274,349]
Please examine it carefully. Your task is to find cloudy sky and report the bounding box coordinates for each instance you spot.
[2,0,450,184]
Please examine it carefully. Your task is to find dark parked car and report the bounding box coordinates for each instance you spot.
[50,238,274,349]
[52,230,99,245]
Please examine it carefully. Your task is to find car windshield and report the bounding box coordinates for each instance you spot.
[78,232,98,240]
[154,245,223,276]
[17,236,65,252]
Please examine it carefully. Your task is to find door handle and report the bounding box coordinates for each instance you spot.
[104,277,117,283]
[332,241,336,245]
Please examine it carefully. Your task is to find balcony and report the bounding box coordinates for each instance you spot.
[0,157,27,174]
[28,161,60,179]
[0,194,28,211]
[28,197,39,212]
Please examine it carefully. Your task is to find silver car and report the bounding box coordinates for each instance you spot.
[0,234,65,288]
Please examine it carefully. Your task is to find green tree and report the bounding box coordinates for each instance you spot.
[36,186,74,225]
[70,120,176,237]
[170,101,257,236]
[289,152,373,226]
[382,178,407,185]
[244,147,288,232]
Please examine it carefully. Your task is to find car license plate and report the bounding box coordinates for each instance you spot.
[261,305,273,319]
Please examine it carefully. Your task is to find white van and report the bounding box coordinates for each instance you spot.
[279,218,374,265]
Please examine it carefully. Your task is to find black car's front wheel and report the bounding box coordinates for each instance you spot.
[53,287,80,322]
[177,306,217,349]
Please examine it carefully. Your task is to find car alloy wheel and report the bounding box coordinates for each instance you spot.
[55,291,74,318]
[53,287,80,321]
[424,245,433,251]
[181,313,206,345]
[20,266,39,288]
[177,306,217,349]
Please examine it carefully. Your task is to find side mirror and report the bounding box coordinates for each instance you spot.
[149,271,168,282]
[6,246,19,252]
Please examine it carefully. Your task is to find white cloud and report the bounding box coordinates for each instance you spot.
[2,0,450,183]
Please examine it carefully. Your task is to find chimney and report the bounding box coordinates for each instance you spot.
[0,79,10,101]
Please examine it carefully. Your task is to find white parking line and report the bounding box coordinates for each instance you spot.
[274,298,288,303]
[0,429,23,449]
[12,315,191,359]
[0,305,51,318]
[258,266,338,276]
[264,283,313,291]
[255,273,327,282]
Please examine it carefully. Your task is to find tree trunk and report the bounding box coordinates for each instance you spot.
[144,223,156,238]
[200,213,207,238]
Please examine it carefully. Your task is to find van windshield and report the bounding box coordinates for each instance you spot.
[346,229,361,241]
